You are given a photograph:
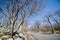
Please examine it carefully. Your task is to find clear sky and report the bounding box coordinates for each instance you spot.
[0,0,60,27]
[28,0,60,26]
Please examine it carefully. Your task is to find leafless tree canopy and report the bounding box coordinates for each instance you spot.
[44,15,54,34]
[0,0,43,35]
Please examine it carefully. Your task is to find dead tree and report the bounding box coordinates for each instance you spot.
[0,0,44,39]
[45,16,54,34]
[54,9,60,26]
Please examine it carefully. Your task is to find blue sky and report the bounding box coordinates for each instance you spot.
[0,0,60,27]
[27,0,60,27]
[28,0,60,24]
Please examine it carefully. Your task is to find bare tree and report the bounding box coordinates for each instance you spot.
[44,15,54,34]
[32,21,40,32]
[52,17,59,27]
[0,0,44,39]
[54,9,60,26]
[47,14,60,27]
[50,10,60,31]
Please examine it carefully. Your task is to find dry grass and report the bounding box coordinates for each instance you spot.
[26,33,35,40]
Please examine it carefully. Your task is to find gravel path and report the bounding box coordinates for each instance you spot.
[29,32,60,40]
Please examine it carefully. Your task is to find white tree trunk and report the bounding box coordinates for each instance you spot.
[18,25,22,33]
